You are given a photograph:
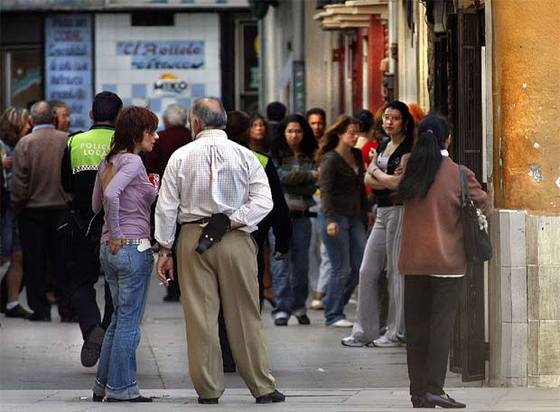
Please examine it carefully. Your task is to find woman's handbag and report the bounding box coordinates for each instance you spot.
[459,165,493,263]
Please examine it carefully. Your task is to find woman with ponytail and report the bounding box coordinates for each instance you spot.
[341,101,413,348]
[398,114,490,409]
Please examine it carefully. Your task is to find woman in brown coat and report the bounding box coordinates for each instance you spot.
[398,114,490,409]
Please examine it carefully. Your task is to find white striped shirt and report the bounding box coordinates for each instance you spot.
[154,129,272,249]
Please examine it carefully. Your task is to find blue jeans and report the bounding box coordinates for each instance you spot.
[93,244,153,400]
[319,213,366,325]
[271,217,312,317]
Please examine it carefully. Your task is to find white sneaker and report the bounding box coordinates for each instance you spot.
[310,299,324,310]
[373,334,402,347]
[341,336,372,347]
[330,319,353,328]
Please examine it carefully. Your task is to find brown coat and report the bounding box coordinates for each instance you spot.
[398,157,490,275]
[11,126,69,210]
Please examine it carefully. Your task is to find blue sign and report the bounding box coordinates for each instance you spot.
[116,41,205,70]
[45,14,93,132]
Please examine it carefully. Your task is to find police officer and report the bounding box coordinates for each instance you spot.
[60,91,123,367]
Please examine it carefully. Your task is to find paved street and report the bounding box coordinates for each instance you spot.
[1,266,558,411]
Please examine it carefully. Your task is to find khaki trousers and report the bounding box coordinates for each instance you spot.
[177,224,276,399]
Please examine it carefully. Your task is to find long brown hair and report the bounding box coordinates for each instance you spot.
[105,106,158,161]
[0,107,30,147]
[315,114,360,162]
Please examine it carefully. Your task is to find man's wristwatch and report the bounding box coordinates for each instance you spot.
[158,251,172,258]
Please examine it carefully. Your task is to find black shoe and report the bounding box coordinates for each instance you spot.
[105,395,153,402]
[295,314,310,325]
[424,392,466,409]
[255,390,285,404]
[81,326,105,367]
[198,397,219,404]
[411,394,433,408]
[92,393,104,402]
[5,304,32,318]
[25,313,51,322]
[274,317,288,326]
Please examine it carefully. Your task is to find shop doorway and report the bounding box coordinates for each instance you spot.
[1,46,43,110]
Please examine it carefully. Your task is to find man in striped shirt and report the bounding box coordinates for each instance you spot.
[154,97,284,405]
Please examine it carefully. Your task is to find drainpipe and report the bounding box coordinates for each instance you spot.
[386,0,398,101]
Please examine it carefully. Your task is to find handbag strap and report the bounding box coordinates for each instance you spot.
[459,165,468,204]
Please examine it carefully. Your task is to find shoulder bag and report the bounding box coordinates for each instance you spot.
[459,165,492,263]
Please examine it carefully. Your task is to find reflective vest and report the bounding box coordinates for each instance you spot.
[68,128,113,174]
[253,151,269,169]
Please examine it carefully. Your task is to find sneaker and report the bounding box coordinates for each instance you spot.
[310,299,324,310]
[330,319,353,328]
[373,334,402,347]
[295,314,310,325]
[81,326,105,367]
[5,304,32,318]
[274,317,288,326]
[341,336,371,347]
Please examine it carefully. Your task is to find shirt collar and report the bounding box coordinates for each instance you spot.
[32,124,55,132]
[441,149,449,157]
[195,129,227,140]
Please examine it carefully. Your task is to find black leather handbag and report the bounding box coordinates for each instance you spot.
[459,166,492,263]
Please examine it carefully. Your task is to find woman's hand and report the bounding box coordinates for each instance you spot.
[327,222,339,238]
[108,238,123,255]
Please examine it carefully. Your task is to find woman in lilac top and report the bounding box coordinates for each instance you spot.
[91,106,159,403]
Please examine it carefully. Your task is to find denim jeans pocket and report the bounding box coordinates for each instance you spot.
[108,247,132,269]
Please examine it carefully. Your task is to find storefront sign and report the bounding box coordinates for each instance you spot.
[116,41,204,70]
[45,14,93,131]
[153,73,189,95]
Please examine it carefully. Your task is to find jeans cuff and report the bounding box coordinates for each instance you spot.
[106,382,140,400]
[272,311,289,320]
[93,380,106,397]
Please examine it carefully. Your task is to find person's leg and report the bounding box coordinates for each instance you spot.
[404,275,431,398]
[307,216,320,293]
[291,217,311,316]
[19,209,50,318]
[269,229,291,321]
[342,216,367,306]
[176,225,225,400]
[425,277,463,395]
[104,246,153,400]
[379,206,405,342]
[320,214,351,325]
[94,244,119,397]
[348,210,387,343]
[101,276,114,331]
[316,242,332,294]
[214,230,276,398]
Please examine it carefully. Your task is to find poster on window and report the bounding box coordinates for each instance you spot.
[45,14,93,132]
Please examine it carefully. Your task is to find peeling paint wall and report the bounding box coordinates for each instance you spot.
[492,0,560,214]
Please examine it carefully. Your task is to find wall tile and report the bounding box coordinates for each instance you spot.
[510,267,528,323]
[510,323,528,378]
[527,265,540,321]
[528,320,539,375]
[536,216,560,266]
[538,321,560,375]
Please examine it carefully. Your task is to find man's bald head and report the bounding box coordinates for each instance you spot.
[190,97,227,133]
[30,100,54,126]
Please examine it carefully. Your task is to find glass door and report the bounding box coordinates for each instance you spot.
[1,47,43,109]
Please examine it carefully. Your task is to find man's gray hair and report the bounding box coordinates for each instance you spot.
[190,97,227,130]
[49,100,69,112]
[30,101,54,125]
[163,103,188,127]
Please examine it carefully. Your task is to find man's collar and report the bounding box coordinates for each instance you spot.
[195,129,227,140]
[32,124,55,132]
[90,124,115,131]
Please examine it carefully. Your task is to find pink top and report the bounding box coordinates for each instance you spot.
[92,152,157,242]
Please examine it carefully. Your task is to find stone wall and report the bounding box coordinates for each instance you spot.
[489,210,560,387]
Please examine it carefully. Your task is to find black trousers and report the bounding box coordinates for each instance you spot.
[18,208,71,318]
[404,275,463,396]
[65,211,114,339]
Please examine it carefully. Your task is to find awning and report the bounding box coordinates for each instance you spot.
[314,0,388,31]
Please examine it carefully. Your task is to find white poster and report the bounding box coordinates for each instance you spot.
[45,14,93,132]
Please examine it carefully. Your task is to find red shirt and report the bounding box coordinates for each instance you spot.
[143,126,192,177]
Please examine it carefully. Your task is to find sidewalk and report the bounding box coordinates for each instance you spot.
[1,268,558,411]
